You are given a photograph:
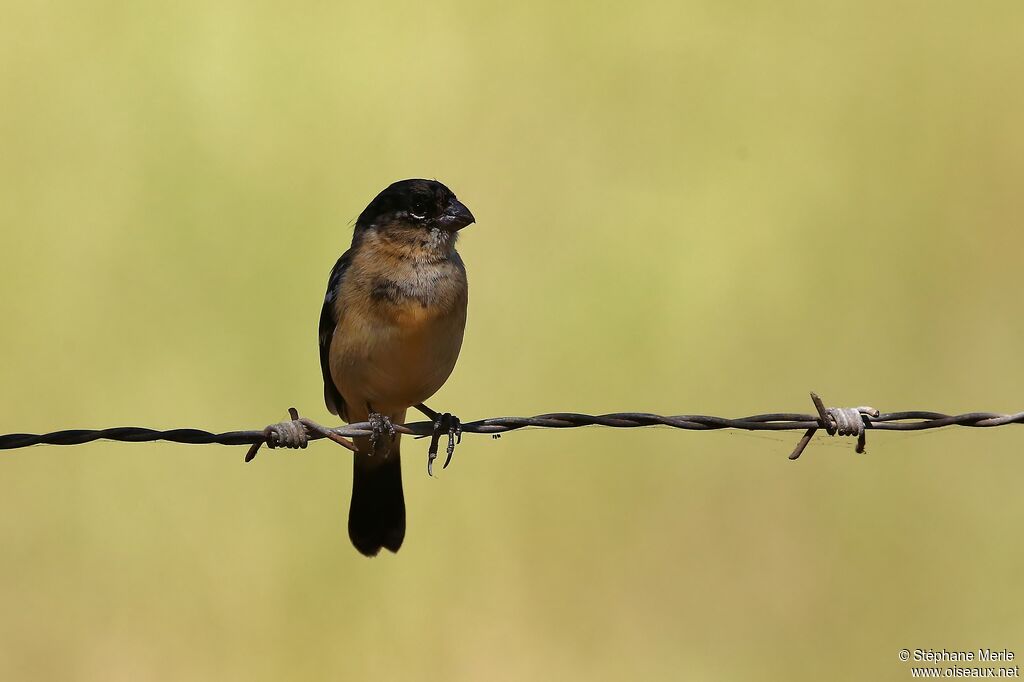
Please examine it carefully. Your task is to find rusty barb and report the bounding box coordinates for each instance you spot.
[246,407,359,462]
[787,393,880,460]
[1,392,1022,467]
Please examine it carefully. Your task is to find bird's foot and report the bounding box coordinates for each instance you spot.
[427,413,462,476]
[368,412,396,456]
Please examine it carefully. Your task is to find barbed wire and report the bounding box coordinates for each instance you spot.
[1,393,1021,465]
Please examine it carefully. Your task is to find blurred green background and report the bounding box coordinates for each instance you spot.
[1,1,1022,680]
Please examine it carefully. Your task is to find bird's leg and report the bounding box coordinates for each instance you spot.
[366,406,396,457]
[415,403,462,476]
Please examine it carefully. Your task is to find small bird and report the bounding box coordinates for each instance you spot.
[319,179,475,556]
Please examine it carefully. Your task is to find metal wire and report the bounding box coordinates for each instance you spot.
[1,392,1021,461]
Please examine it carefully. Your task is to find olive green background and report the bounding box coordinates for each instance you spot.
[1,2,1022,680]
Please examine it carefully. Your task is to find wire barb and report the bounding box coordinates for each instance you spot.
[244,407,357,463]
[788,393,880,460]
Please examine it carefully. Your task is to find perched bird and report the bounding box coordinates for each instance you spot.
[319,179,475,556]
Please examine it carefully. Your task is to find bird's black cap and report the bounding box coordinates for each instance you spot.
[357,179,475,233]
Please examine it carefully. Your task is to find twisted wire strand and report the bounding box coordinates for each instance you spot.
[0,393,1021,461]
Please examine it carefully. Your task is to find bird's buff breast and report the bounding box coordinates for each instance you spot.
[330,269,467,415]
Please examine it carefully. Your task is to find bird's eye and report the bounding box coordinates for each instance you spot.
[409,198,430,220]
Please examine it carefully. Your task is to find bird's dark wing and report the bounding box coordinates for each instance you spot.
[319,251,352,419]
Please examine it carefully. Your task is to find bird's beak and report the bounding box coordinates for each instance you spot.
[438,199,475,231]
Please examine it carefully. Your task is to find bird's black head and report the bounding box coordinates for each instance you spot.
[355,179,475,235]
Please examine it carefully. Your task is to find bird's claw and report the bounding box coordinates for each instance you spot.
[427,413,462,476]
[368,412,396,456]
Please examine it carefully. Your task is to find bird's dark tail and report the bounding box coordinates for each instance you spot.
[348,437,405,557]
